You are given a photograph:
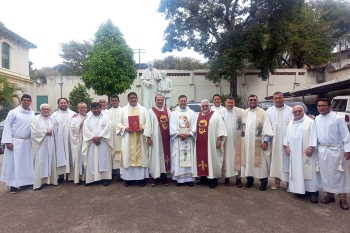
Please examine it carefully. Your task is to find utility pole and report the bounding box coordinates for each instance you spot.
[133,49,146,70]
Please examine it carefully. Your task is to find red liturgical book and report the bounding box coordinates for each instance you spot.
[128,116,140,131]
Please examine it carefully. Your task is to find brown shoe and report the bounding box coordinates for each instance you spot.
[321,195,335,204]
[236,178,242,187]
[310,196,319,204]
[340,200,349,210]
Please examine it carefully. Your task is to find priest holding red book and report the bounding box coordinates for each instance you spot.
[117,92,152,187]
[194,99,227,188]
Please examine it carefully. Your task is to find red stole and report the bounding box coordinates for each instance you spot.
[196,111,214,176]
[152,107,171,171]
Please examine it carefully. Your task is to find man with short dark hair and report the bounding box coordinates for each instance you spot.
[218,96,243,187]
[51,98,76,182]
[211,94,225,111]
[1,94,35,193]
[241,94,274,191]
[315,98,350,210]
[82,102,114,186]
[117,92,152,187]
[170,95,197,186]
[106,95,122,181]
[266,91,293,190]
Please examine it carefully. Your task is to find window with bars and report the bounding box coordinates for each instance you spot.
[1,42,10,69]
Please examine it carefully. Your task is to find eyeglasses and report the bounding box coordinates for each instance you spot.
[292,110,303,114]
[201,105,209,108]
[22,100,31,102]
[41,108,50,111]
[317,105,328,108]
[248,99,257,102]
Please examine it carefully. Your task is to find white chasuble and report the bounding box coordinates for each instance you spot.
[267,105,293,182]
[284,115,319,194]
[315,111,350,193]
[51,109,76,175]
[82,114,114,183]
[117,104,151,180]
[241,107,274,178]
[1,105,35,187]
[219,107,243,177]
[170,107,197,183]
[31,115,58,189]
[106,107,122,169]
[70,114,86,183]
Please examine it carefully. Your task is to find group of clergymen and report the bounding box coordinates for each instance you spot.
[1,91,350,210]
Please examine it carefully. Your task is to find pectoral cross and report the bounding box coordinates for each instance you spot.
[165,156,170,165]
[198,160,207,171]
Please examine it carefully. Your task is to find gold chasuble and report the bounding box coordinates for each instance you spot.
[152,107,171,171]
[196,111,214,176]
[127,107,142,167]
[241,108,265,167]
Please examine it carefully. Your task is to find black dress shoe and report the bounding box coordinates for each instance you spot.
[57,177,64,184]
[34,185,43,191]
[187,182,194,187]
[9,187,18,194]
[102,180,109,186]
[77,180,83,185]
[245,182,253,188]
[125,181,131,187]
[210,184,216,189]
[176,182,182,186]
[84,182,92,186]
[224,178,230,186]
[260,183,267,191]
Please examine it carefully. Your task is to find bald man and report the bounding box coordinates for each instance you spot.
[284,105,319,203]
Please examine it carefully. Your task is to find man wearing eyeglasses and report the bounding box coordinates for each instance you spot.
[31,104,58,190]
[1,94,35,194]
[284,105,319,203]
[194,99,227,188]
[266,92,293,191]
[241,94,274,191]
[314,98,350,210]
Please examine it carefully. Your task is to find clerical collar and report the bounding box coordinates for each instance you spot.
[155,106,164,111]
[177,106,190,112]
[294,115,305,122]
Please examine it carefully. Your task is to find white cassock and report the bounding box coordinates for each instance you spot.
[315,111,350,194]
[170,106,197,183]
[241,107,274,178]
[51,109,76,176]
[211,106,225,112]
[148,106,171,178]
[193,111,227,178]
[140,68,161,109]
[70,114,86,183]
[1,105,35,187]
[82,114,113,184]
[106,107,122,169]
[219,107,243,178]
[31,114,58,189]
[117,104,151,180]
[266,105,293,182]
[284,115,320,194]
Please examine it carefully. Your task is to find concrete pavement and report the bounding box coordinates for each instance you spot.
[0,154,349,232]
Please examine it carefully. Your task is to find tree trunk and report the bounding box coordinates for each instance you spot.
[230,79,237,99]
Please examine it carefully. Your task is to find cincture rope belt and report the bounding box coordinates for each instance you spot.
[12,135,30,140]
[318,143,342,147]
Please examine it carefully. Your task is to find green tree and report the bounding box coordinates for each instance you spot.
[158,0,303,96]
[68,83,93,112]
[59,40,92,75]
[82,20,137,100]
[154,56,210,70]
[0,76,26,120]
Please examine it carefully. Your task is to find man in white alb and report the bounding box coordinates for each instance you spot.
[31,104,58,190]
[1,94,35,194]
[284,105,320,203]
[315,98,350,210]
[211,94,225,112]
[51,98,76,182]
[266,92,293,190]
[170,95,197,186]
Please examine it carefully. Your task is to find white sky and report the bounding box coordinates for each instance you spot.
[0,0,204,69]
